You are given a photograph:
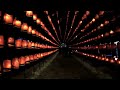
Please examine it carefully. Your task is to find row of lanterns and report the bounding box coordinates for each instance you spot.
[26,11,59,45]
[44,11,61,43]
[3,13,58,46]
[73,29,115,46]
[0,35,57,49]
[75,51,120,65]
[0,49,58,73]
[73,43,119,50]
[68,11,105,43]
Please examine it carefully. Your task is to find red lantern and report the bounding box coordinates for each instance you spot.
[33,14,37,20]
[0,35,4,48]
[22,40,28,48]
[36,18,41,24]
[28,26,32,34]
[21,23,28,31]
[19,56,25,66]
[3,14,13,24]
[3,60,11,72]
[26,11,33,17]
[13,19,21,28]
[30,55,34,61]
[12,58,19,69]
[31,42,35,48]
[15,39,22,49]
[105,58,109,61]
[8,37,14,47]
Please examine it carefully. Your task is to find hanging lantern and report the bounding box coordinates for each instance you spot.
[110,59,114,63]
[15,39,22,49]
[3,60,11,72]
[12,58,19,69]
[22,40,28,48]
[28,26,32,34]
[86,11,90,16]
[0,35,4,48]
[32,29,36,35]
[31,42,35,48]
[35,31,39,36]
[35,43,38,48]
[95,14,99,19]
[21,23,28,31]
[99,11,104,15]
[105,58,109,61]
[13,19,21,28]
[33,14,37,20]
[26,11,33,17]
[3,14,13,24]
[36,18,41,24]
[30,55,34,61]
[110,30,114,34]
[28,41,32,49]
[19,56,25,66]
[8,37,14,47]
[25,56,30,64]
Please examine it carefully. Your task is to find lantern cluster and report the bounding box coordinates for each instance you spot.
[2,49,58,72]
[26,11,59,45]
[75,51,120,64]
[3,13,58,46]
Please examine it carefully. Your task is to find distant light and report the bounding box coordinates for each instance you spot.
[110,30,114,34]
[92,18,95,22]
[26,11,33,17]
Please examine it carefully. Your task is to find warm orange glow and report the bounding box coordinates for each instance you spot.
[36,18,41,24]
[117,61,120,64]
[26,11,33,17]
[21,23,28,31]
[13,19,21,28]
[8,37,14,46]
[102,57,105,60]
[104,21,109,25]
[12,58,19,69]
[110,60,114,63]
[110,30,114,34]
[3,60,11,69]
[15,39,22,48]
[30,55,34,61]
[100,24,104,27]
[0,35,4,47]
[31,42,35,47]
[92,18,95,22]
[25,56,30,64]
[28,26,32,34]
[33,14,37,20]
[28,41,32,48]
[95,14,99,19]
[105,58,109,61]
[4,14,13,24]
[22,40,28,48]
[19,56,25,66]
[32,29,36,35]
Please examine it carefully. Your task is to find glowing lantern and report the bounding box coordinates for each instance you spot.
[19,56,25,66]
[95,14,99,19]
[86,11,90,16]
[8,37,14,47]
[35,43,37,48]
[117,61,120,64]
[22,40,28,48]
[26,11,33,17]
[92,18,95,22]
[30,55,34,61]
[28,41,32,49]
[36,18,41,24]
[28,26,32,34]
[110,60,114,63]
[25,56,30,64]
[15,39,22,49]
[100,24,104,27]
[105,58,109,61]
[13,19,21,28]
[21,23,28,31]
[32,29,36,35]
[12,58,19,69]
[31,42,35,48]
[110,30,114,34]
[3,60,11,72]
[33,14,37,20]
[104,21,109,25]
[0,35,4,48]
[3,14,13,24]
[105,32,109,37]
[99,11,104,15]
[102,57,105,60]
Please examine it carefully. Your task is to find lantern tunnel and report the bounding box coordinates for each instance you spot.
[0,5,120,79]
